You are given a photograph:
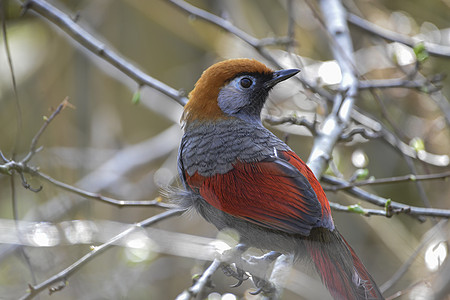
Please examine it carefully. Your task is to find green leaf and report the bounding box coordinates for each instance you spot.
[355,168,369,180]
[385,198,392,210]
[348,204,365,215]
[410,137,425,152]
[413,42,429,62]
[132,89,141,105]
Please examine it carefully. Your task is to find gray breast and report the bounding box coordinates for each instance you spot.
[180,118,290,177]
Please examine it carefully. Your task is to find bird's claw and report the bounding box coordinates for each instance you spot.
[220,243,251,287]
[231,267,249,287]
[220,245,280,294]
[230,278,244,288]
[250,276,275,295]
[221,264,249,287]
[249,287,264,295]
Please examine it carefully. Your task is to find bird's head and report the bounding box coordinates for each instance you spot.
[182,59,299,125]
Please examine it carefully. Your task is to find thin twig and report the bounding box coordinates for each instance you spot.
[167,0,333,101]
[10,174,38,288]
[322,175,450,219]
[1,0,22,159]
[348,13,450,58]
[263,115,318,136]
[324,171,450,191]
[359,77,443,92]
[22,97,73,164]
[1,160,174,208]
[0,98,72,192]
[170,0,261,47]
[19,0,187,106]
[0,125,180,263]
[35,170,175,208]
[19,209,184,300]
[339,127,381,141]
[329,202,388,217]
[177,245,287,300]
[385,277,434,300]
[351,108,449,167]
[372,87,435,214]
[380,220,448,293]
[285,0,296,53]
[175,259,222,300]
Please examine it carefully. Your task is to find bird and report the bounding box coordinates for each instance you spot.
[175,58,384,300]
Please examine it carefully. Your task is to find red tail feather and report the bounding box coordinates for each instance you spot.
[305,228,384,300]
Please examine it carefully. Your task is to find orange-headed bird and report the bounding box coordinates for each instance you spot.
[176,59,383,300]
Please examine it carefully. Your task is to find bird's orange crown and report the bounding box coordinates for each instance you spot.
[181,59,273,124]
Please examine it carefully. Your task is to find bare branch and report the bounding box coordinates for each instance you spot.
[285,0,296,53]
[1,0,22,158]
[22,97,73,164]
[175,259,222,300]
[323,175,450,219]
[351,108,449,167]
[19,209,184,300]
[176,244,283,299]
[359,77,443,93]
[257,36,295,48]
[339,127,381,141]
[306,0,358,177]
[35,170,175,209]
[329,202,388,217]
[19,0,187,106]
[380,220,448,293]
[167,0,333,101]
[0,96,173,209]
[1,155,175,208]
[263,115,318,136]
[410,73,450,126]
[4,1,448,299]
[17,170,42,192]
[371,83,436,211]
[169,0,261,47]
[325,171,450,191]
[0,125,180,263]
[348,13,450,58]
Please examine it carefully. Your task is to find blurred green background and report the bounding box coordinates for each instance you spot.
[0,0,449,299]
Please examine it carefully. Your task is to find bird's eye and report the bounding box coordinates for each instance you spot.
[239,77,253,88]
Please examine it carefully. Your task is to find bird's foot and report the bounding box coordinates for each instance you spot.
[250,275,276,295]
[221,244,250,287]
[221,248,282,291]
[221,264,249,287]
[244,251,281,295]
[247,251,282,265]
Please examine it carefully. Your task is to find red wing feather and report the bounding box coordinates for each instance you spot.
[186,151,327,236]
[280,151,332,222]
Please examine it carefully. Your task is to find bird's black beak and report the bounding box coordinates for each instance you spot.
[265,69,300,89]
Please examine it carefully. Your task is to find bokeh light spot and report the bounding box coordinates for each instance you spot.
[222,293,237,300]
[318,61,342,85]
[207,292,221,300]
[425,241,447,271]
[124,233,156,263]
[351,149,368,168]
[28,223,60,247]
